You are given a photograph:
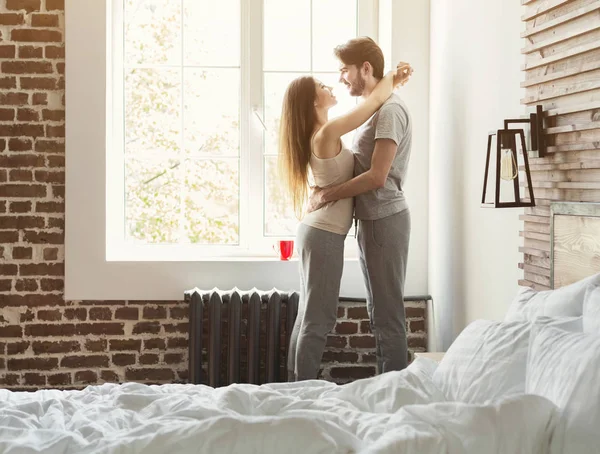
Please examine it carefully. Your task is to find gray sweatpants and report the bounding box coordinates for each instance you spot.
[358,209,411,374]
[287,223,345,381]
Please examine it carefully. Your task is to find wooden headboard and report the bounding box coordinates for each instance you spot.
[551,202,600,289]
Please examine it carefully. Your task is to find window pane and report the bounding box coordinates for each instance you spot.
[124,0,181,66]
[184,69,240,156]
[264,156,297,236]
[312,0,357,72]
[125,68,181,156]
[184,159,240,244]
[183,0,240,66]
[125,156,181,244]
[264,0,310,71]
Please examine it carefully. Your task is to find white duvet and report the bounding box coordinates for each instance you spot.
[0,359,558,454]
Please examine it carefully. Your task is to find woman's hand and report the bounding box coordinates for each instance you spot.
[392,62,413,87]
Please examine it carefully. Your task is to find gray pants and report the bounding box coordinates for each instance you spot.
[287,223,345,381]
[358,209,411,373]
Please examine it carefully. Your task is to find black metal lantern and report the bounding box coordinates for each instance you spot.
[481,105,545,208]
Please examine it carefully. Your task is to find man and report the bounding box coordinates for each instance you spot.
[307,37,413,374]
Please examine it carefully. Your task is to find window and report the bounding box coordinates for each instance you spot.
[107,0,376,260]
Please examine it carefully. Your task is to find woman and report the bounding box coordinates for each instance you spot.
[279,63,412,381]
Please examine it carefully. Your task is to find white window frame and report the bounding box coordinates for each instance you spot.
[106,0,378,261]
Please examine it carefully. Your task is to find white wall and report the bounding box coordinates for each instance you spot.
[429,0,523,349]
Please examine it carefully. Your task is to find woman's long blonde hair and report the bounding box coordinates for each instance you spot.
[278,76,317,220]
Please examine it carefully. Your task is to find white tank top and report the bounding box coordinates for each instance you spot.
[301,144,354,235]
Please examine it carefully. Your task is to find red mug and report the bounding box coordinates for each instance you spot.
[273,240,294,261]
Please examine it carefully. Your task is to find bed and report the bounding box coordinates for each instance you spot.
[1,202,599,454]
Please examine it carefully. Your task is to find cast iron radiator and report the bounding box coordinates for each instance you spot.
[185,288,299,387]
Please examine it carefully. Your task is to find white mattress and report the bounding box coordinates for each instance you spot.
[0,358,558,454]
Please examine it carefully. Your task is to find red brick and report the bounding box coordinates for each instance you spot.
[125,368,174,381]
[12,247,33,260]
[7,341,29,355]
[46,125,65,138]
[0,45,16,58]
[36,310,62,321]
[0,154,45,168]
[22,231,64,244]
[89,307,112,321]
[408,337,427,349]
[42,109,65,122]
[405,307,425,318]
[61,355,109,369]
[322,351,359,363]
[349,335,376,349]
[18,46,43,59]
[40,278,64,292]
[347,307,369,320]
[9,169,33,182]
[0,279,12,292]
[48,373,71,386]
[112,353,136,366]
[15,278,38,292]
[2,294,65,307]
[47,217,64,229]
[0,92,28,106]
[110,339,142,352]
[164,323,187,334]
[76,323,124,336]
[334,321,358,335]
[1,215,44,229]
[23,373,46,386]
[42,247,58,261]
[8,357,57,371]
[0,201,5,213]
[36,201,63,213]
[410,320,425,333]
[0,374,20,386]
[0,184,45,198]
[144,338,166,350]
[20,310,34,322]
[326,335,347,349]
[47,155,64,167]
[0,108,15,121]
[0,77,17,89]
[2,61,53,75]
[8,138,33,151]
[75,370,98,384]
[100,370,120,383]
[143,306,167,319]
[361,353,377,363]
[19,263,64,276]
[6,0,41,12]
[133,321,161,334]
[166,337,187,349]
[0,264,18,276]
[0,325,23,338]
[45,45,64,59]
[11,29,62,43]
[360,320,371,333]
[0,13,24,25]
[169,306,188,319]
[0,170,6,183]
[20,77,57,90]
[35,170,64,183]
[32,14,59,27]
[329,366,376,380]
[164,353,182,365]
[63,308,86,321]
[25,323,74,337]
[85,339,107,352]
[32,93,47,105]
[17,108,39,122]
[57,63,65,75]
[51,185,65,198]
[114,307,138,320]
[32,340,79,355]
[46,0,64,10]
[139,354,159,365]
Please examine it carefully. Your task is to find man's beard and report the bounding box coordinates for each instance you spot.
[349,73,366,96]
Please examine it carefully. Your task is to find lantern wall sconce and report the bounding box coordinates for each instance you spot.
[481,105,546,208]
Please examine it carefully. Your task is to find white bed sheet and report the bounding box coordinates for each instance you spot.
[0,358,558,454]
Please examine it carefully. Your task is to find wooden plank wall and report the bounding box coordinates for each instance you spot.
[520,0,600,290]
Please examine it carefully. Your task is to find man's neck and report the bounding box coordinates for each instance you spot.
[360,77,380,99]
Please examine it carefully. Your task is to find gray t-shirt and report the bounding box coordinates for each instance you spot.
[352,93,412,220]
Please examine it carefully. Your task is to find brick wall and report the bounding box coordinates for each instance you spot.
[0,0,428,391]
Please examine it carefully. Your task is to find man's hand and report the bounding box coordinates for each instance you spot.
[306,186,328,214]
